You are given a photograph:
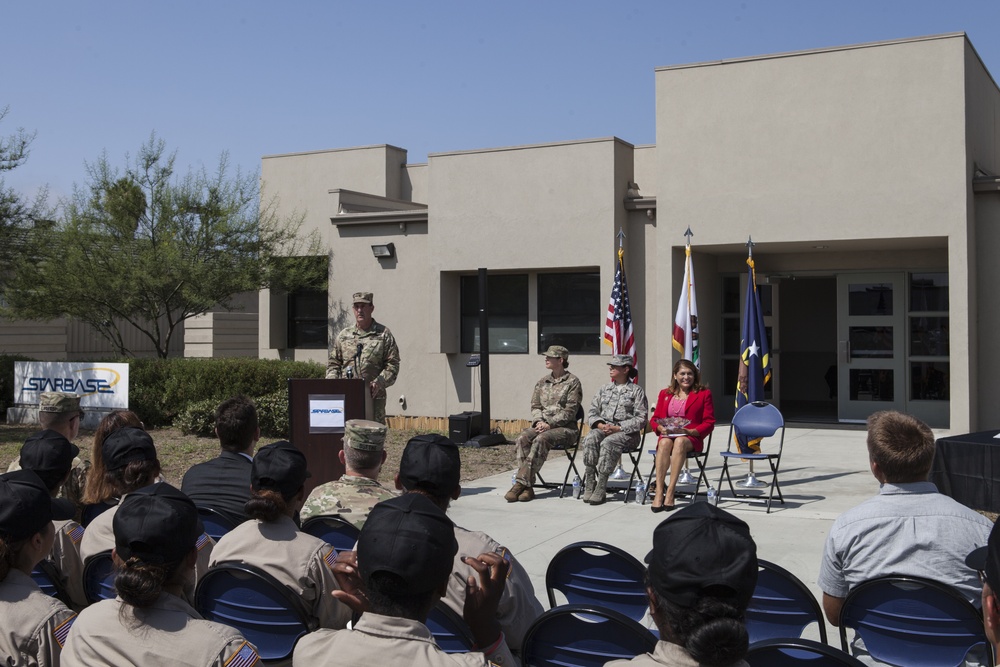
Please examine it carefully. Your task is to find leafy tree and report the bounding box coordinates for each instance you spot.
[0,106,48,270]
[1,133,324,357]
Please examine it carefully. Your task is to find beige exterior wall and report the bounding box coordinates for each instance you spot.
[255,33,999,431]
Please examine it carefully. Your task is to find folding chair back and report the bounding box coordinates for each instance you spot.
[301,514,362,551]
[535,405,585,497]
[195,561,315,663]
[747,638,866,666]
[545,541,648,623]
[717,401,786,512]
[616,420,650,503]
[82,550,116,604]
[196,505,238,542]
[31,559,72,606]
[426,600,476,653]
[746,559,827,644]
[839,575,991,667]
[642,431,714,505]
[521,604,658,667]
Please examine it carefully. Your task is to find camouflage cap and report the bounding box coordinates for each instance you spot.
[344,419,387,451]
[38,392,81,414]
[543,345,570,360]
[607,354,635,367]
[352,291,374,305]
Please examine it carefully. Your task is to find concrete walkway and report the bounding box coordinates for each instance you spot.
[447,424,959,629]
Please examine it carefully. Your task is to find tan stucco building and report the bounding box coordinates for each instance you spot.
[257,33,1000,432]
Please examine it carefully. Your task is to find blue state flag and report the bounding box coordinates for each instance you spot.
[735,253,771,453]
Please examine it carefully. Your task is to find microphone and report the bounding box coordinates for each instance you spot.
[354,343,364,378]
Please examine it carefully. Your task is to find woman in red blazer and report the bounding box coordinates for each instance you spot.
[648,359,715,511]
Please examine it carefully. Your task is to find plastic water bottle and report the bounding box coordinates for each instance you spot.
[511,473,517,487]
[634,478,647,504]
[571,474,582,499]
[707,485,719,506]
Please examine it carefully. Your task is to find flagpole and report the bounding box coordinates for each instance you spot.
[737,235,767,488]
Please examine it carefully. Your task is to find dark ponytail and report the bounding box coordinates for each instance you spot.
[115,556,176,609]
[0,536,25,582]
[244,488,290,522]
[656,590,749,667]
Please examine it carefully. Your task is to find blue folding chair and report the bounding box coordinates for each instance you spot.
[717,401,786,512]
[545,541,648,624]
[520,604,658,667]
[642,431,714,504]
[82,550,116,604]
[31,559,72,606]
[196,505,238,542]
[426,601,476,653]
[300,514,361,551]
[746,559,828,644]
[747,638,866,666]
[195,561,316,663]
[839,575,992,667]
[535,405,585,497]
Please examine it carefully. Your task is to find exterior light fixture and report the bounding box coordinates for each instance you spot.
[371,243,395,259]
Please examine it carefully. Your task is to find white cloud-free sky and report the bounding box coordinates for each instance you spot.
[6,1,1000,203]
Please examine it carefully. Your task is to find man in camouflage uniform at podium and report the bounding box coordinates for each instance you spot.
[326,291,401,424]
[301,419,397,529]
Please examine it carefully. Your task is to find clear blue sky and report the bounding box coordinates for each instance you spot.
[6,1,1000,203]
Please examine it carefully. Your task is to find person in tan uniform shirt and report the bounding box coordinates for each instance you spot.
[78,427,214,603]
[18,429,88,609]
[62,483,260,666]
[604,504,758,667]
[293,493,515,667]
[0,469,78,667]
[209,440,351,634]
[395,434,543,655]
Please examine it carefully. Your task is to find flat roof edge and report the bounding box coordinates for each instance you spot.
[262,144,408,161]
[428,136,635,159]
[655,32,967,72]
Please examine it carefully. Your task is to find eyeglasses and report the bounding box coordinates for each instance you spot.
[979,570,988,586]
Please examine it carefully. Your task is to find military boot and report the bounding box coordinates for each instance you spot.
[581,471,596,503]
[588,472,610,505]
[504,482,526,503]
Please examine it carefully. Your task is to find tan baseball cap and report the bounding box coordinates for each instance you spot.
[543,345,570,360]
[38,392,81,414]
[353,292,374,305]
[344,419,387,451]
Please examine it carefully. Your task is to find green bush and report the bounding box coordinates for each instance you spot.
[128,357,325,428]
[174,398,218,437]
[0,354,34,419]
[256,388,290,439]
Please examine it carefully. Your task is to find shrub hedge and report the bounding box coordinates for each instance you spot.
[130,357,325,429]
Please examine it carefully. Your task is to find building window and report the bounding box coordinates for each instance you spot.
[460,274,528,354]
[287,289,328,349]
[908,272,948,401]
[538,272,601,354]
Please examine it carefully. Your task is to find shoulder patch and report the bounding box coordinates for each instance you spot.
[196,533,212,551]
[323,548,338,571]
[224,641,260,667]
[52,614,76,648]
[65,523,85,544]
[497,547,513,579]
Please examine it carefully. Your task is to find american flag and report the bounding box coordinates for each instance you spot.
[604,247,637,376]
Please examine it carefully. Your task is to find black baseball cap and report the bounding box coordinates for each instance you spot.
[358,493,458,595]
[398,434,461,497]
[20,430,80,474]
[966,521,1000,592]
[102,427,157,471]
[113,482,204,564]
[0,469,75,540]
[646,503,758,609]
[252,441,310,498]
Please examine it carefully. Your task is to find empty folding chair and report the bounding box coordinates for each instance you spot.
[717,401,786,512]
[300,514,362,551]
[839,575,992,667]
[746,559,827,644]
[545,541,648,624]
[521,604,658,667]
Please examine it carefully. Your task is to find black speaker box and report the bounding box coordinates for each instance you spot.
[448,411,482,442]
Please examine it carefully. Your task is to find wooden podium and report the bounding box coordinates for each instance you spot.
[288,378,372,495]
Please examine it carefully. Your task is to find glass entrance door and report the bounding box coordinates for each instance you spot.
[837,273,906,422]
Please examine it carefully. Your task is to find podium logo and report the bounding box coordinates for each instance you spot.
[311,408,343,414]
